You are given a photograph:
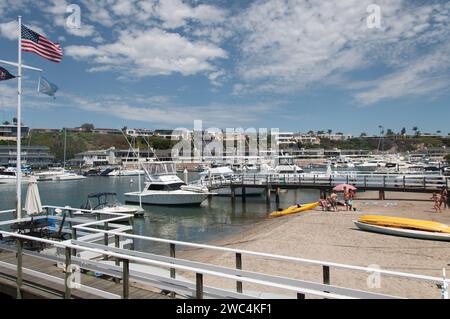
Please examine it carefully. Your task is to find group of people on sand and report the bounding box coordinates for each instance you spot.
[431,187,448,213]
[322,186,356,212]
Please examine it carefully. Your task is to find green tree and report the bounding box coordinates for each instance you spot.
[360,132,367,137]
[386,129,395,136]
[81,123,95,132]
[400,127,406,136]
[327,129,332,134]
[2,121,10,125]
[12,117,17,124]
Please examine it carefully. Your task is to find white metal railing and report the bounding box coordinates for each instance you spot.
[0,205,449,299]
[193,173,449,191]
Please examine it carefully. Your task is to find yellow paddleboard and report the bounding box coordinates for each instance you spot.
[270,201,320,218]
[358,215,450,233]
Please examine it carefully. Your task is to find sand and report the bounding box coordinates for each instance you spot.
[177,192,450,299]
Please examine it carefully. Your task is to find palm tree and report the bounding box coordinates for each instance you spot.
[327,129,332,135]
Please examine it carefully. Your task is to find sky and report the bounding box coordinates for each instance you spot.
[0,0,449,136]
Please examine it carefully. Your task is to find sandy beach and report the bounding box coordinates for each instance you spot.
[177,191,450,299]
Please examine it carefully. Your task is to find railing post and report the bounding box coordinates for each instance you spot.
[71,227,77,256]
[364,176,367,189]
[423,176,426,190]
[122,259,129,299]
[403,175,406,189]
[383,176,386,188]
[196,273,203,299]
[16,239,23,299]
[128,217,135,250]
[170,243,176,298]
[103,222,109,260]
[323,265,330,295]
[114,235,120,283]
[236,253,243,293]
[346,175,349,184]
[64,247,72,299]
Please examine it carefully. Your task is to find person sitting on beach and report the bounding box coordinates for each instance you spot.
[330,191,338,212]
[439,187,448,210]
[431,192,441,213]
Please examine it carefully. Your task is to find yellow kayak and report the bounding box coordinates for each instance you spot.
[270,202,320,218]
[358,215,450,233]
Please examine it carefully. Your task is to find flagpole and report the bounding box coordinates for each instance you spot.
[16,16,22,219]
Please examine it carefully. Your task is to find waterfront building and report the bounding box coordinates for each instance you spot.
[317,133,353,141]
[0,145,54,168]
[0,124,30,140]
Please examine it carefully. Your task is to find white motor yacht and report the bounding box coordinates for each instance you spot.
[124,162,212,206]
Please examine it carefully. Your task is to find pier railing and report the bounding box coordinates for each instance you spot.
[195,172,449,192]
[0,206,449,299]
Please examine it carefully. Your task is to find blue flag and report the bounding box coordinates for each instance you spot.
[38,76,58,98]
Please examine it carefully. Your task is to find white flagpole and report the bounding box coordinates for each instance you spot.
[16,16,22,219]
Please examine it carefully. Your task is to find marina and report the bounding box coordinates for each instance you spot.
[1,1,450,306]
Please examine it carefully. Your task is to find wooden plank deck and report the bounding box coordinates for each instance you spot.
[0,250,169,299]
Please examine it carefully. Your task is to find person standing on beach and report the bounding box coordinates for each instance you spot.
[343,186,350,211]
[431,192,441,213]
[439,187,448,210]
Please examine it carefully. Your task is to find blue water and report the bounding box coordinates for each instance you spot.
[0,174,319,252]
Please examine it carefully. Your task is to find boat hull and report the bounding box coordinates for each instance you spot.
[354,221,450,242]
[124,191,209,206]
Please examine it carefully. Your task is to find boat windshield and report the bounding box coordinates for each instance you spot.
[144,162,177,176]
[147,182,185,191]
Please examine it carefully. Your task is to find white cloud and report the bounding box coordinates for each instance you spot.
[233,0,450,103]
[63,93,279,127]
[353,43,450,105]
[44,0,97,37]
[155,0,227,29]
[0,20,47,40]
[66,28,227,77]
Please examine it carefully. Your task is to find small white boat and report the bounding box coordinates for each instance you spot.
[54,172,86,181]
[197,165,264,196]
[124,162,212,206]
[79,192,141,218]
[107,168,145,176]
[0,167,30,184]
[354,221,450,242]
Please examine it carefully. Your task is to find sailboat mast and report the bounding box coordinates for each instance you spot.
[63,127,66,169]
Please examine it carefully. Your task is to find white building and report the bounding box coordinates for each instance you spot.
[294,134,320,145]
[272,132,295,145]
[317,133,353,141]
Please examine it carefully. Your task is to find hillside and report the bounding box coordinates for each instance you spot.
[12,131,176,162]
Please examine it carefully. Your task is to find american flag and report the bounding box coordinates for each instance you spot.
[21,24,62,63]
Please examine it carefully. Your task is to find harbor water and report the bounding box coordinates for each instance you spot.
[0,173,319,253]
